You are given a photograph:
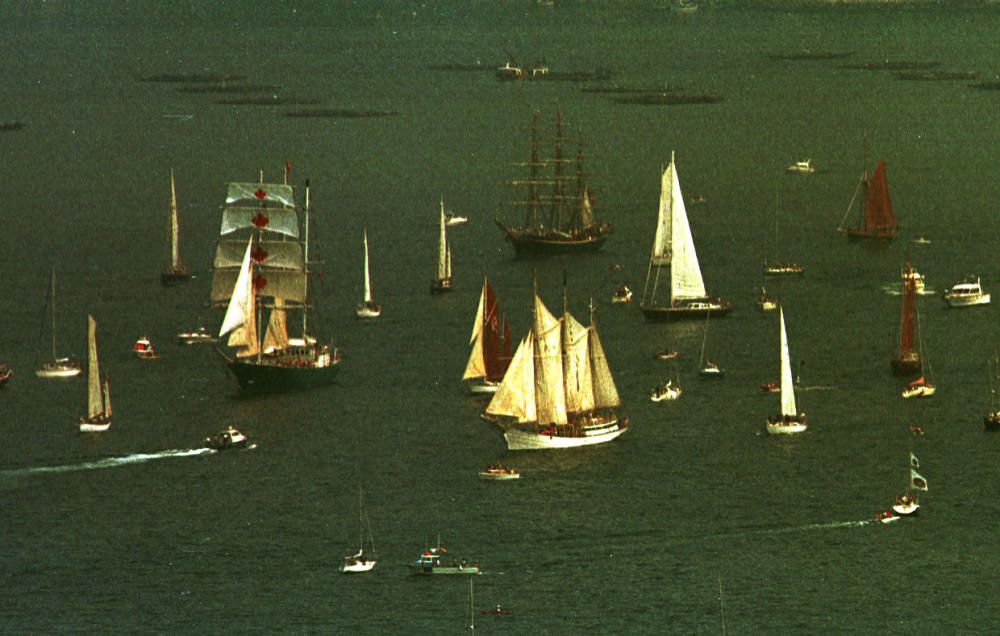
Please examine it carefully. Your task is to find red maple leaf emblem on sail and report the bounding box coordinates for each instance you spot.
[254,188,267,200]
[251,245,269,263]
[252,211,269,228]
[253,274,267,291]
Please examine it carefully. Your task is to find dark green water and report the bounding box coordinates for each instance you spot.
[3,2,1000,633]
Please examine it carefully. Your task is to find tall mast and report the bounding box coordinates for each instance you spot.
[550,106,564,229]
[49,267,57,361]
[303,180,311,338]
[527,111,540,229]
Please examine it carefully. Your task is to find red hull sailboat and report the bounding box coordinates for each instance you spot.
[839,158,898,240]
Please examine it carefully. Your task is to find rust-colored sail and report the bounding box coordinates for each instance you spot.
[862,160,897,237]
[482,281,504,382]
[898,277,915,358]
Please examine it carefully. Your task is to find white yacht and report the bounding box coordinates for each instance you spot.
[943,277,990,307]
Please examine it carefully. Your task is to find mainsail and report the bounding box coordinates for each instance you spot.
[779,307,797,417]
[86,315,103,420]
[863,161,896,235]
[485,335,537,423]
[362,228,374,304]
[533,293,568,426]
[168,169,181,271]
[263,297,289,353]
[462,278,504,383]
[437,199,449,281]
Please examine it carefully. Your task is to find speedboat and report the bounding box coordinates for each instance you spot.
[943,277,990,307]
[760,382,779,393]
[480,605,513,616]
[901,264,926,295]
[478,465,520,480]
[653,349,679,360]
[132,336,157,359]
[786,159,816,174]
[340,549,376,574]
[908,423,925,435]
[611,283,633,304]
[0,364,12,386]
[445,213,468,227]
[650,379,682,402]
[985,411,1000,431]
[410,544,481,575]
[764,262,804,276]
[204,426,250,451]
[176,326,217,345]
[496,60,524,81]
[892,494,920,516]
[699,362,725,378]
[901,377,935,399]
[876,510,901,524]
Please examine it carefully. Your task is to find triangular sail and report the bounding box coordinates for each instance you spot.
[103,377,112,418]
[486,335,537,423]
[779,307,797,416]
[863,160,896,233]
[462,280,488,381]
[86,315,102,419]
[437,199,448,280]
[219,237,259,358]
[588,321,621,409]
[362,227,374,304]
[168,169,181,270]
[534,293,568,425]
[899,275,916,358]
[667,153,707,301]
[263,297,289,353]
[562,311,594,414]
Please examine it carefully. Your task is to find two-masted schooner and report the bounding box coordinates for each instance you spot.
[640,152,732,321]
[161,169,194,286]
[78,315,111,433]
[462,277,511,395]
[212,173,340,392]
[485,280,628,450]
[495,108,612,255]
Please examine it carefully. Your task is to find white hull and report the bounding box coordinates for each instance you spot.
[944,294,990,308]
[340,560,377,573]
[478,471,520,480]
[892,502,919,516]
[79,421,110,433]
[878,512,901,524]
[468,379,500,395]
[766,420,808,435]
[503,420,627,450]
[36,366,81,379]
[902,385,935,399]
[355,305,382,319]
[650,385,682,402]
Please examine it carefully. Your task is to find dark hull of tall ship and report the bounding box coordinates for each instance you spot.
[217,348,340,393]
[430,278,454,294]
[640,299,733,322]
[845,227,898,241]
[161,268,194,286]
[890,354,921,376]
[984,412,1000,431]
[495,221,611,256]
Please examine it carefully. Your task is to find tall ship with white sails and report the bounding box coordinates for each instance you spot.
[640,152,731,321]
[485,280,628,450]
[212,170,340,392]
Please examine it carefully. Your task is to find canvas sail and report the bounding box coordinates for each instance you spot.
[226,182,296,208]
[562,310,594,414]
[533,293,568,426]
[362,228,374,304]
[462,280,489,381]
[219,238,259,358]
[863,161,896,234]
[102,377,112,418]
[86,315,102,419]
[437,200,448,280]
[779,308,797,417]
[668,154,708,302]
[168,169,181,270]
[263,297,289,353]
[589,322,621,409]
[485,335,537,423]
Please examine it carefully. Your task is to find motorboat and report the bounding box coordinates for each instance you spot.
[876,510,901,524]
[901,376,935,399]
[204,426,251,451]
[132,336,157,359]
[496,60,524,81]
[480,605,513,616]
[699,362,725,378]
[611,283,633,304]
[653,349,679,361]
[0,364,12,386]
[786,159,816,174]
[445,213,468,227]
[760,383,779,393]
[175,326,217,345]
[902,264,926,295]
[649,379,682,402]
[478,465,520,480]
[410,543,481,575]
[943,277,990,307]
[764,262,804,276]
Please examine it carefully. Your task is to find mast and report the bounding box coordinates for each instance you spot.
[49,267,57,361]
[527,111,540,229]
[550,106,565,229]
[303,180,310,338]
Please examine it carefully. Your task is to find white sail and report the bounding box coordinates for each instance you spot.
[486,335,537,423]
[563,310,594,414]
[667,153,707,301]
[103,377,112,418]
[779,307,797,416]
[437,198,448,280]
[86,315,102,420]
[589,322,621,409]
[226,182,296,208]
[169,169,181,269]
[533,293,568,426]
[650,162,674,266]
[219,237,258,358]
[462,280,488,381]
[362,227,374,304]
[263,297,289,353]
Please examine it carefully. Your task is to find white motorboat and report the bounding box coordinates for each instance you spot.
[611,283,633,304]
[786,158,815,174]
[891,493,920,516]
[876,510,901,524]
[478,465,520,480]
[650,379,682,402]
[943,277,990,307]
[176,326,217,345]
[204,426,250,450]
[132,336,157,359]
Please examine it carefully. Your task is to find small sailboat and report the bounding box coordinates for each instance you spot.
[901,309,935,399]
[786,158,815,174]
[650,361,682,401]
[891,450,927,516]
[431,198,454,294]
[35,267,81,379]
[462,277,511,395]
[764,193,803,276]
[640,151,731,320]
[78,315,111,433]
[758,264,778,311]
[765,307,807,434]
[355,226,382,319]
[698,312,724,378]
[161,169,194,286]
[340,486,377,573]
[837,137,898,240]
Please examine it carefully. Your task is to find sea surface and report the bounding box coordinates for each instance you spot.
[3,2,1000,633]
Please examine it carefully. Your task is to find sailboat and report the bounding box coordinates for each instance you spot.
[161,169,194,286]
[462,277,512,395]
[495,108,612,256]
[901,308,935,398]
[891,450,927,516]
[431,198,454,293]
[485,280,629,450]
[757,263,778,311]
[355,226,381,319]
[35,267,81,379]
[650,360,682,401]
[640,152,731,321]
[78,315,111,433]
[984,352,1000,431]
[212,173,341,392]
[698,312,724,378]
[891,252,921,375]
[340,486,377,573]
[837,139,898,240]
[764,193,803,275]
[766,306,807,434]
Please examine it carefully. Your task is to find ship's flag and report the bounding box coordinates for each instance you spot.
[910,468,928,491]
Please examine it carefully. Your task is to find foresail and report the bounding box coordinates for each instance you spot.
[486,335,537,423]
[86,315,102,419]
[169,169,181,269]
[219,238,255,339]
[589,323,621,409]
[650,162,674,266]
[534,293,568,425]
[779,308,797,416]
[669,154,708,301]
[563,311,595,414]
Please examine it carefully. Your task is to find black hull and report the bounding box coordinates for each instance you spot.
[496,221,611,256]
[640,301,733,322]
[430,278,454,294]
[228,359,340,393]
[161,271,194,286]
[890,357,921,376]
[985,413,1000,431]
[845,228,898,241]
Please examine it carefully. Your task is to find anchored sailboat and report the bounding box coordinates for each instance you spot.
[485,280,629,450]
[78,315,111,433]
[161,169,194,286]
[892,450,927,516]
[764,192,803,275]
[837,139,898,240]
[891,252,921,375]
[356,226,381,319]
[495,108,612,256]
[212,173,340,392]
[431,198,454,294]
[340,486,377,574]
[462,277,512,395]
[765,306,807,435]
[901,308,935,398]
[640,152,731,321]
[35,267,81,378]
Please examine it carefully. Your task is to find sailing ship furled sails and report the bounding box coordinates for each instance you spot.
[837,143,898,240]
[766,306,807,435]
[640,152,731,321]
[212,173,340,392]
[162,169,194,286]
[431,198,453,293]
[891,252,921,375]
[495,108,612,256]
[462,277,512,395]
[485,280,628,450]
[356,226,381,319]
[79,315,111,432]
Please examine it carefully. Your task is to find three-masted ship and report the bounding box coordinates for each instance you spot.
[485,280,628,450]
[162,169,194,286]
[212,173,340,392]
[462,277,512,395]
[837,144,898,240]
[640,152,731,321]
[495,109,612,256]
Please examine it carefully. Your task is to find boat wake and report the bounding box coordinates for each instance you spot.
[2,448,215,478]
[883,284,935,297]
[795,385,836,392]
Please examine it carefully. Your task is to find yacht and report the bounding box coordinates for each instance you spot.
[132,336,157,359]
[943,277,990,307]
[786,159,815,174]
[204,426,251,451]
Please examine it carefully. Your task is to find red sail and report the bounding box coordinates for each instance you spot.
[482,281,503,381]
[500,316,512,375]
[898,275,916,358]
[863,160,897,235]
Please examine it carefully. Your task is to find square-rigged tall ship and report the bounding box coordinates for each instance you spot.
[212,172,340,392]
[494,108,612,255]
